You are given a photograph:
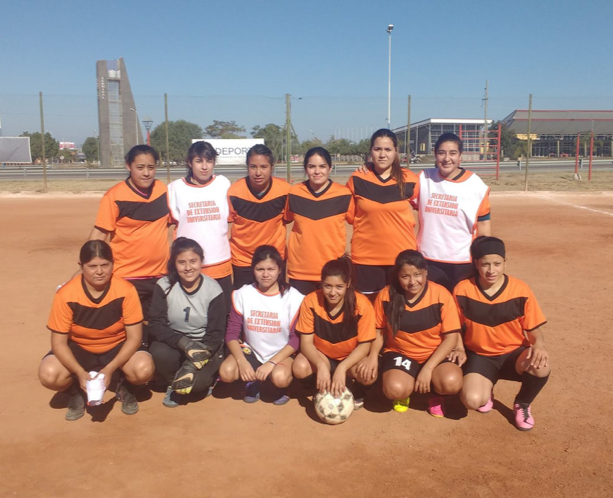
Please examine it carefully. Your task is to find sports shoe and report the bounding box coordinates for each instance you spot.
[273,393,291,406]
[162,386,179,408]
[116,380,139,415]
[65,387,85,421]
[428,396,445,418]
[393,397,410,413]
[353,397,365,410]
[477,396,494,414]
[514,402,535,431]
[243,381,261,404]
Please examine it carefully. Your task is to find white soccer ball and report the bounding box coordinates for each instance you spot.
[314,388,355,425]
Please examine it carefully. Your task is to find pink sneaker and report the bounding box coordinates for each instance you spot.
[514,403,535,431]
[477,396,494,414]
[428,396,445,418]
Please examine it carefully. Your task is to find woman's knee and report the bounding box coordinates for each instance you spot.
[382,379,411,400]
[270,367,292,388]
[461,387,488,410]
[292,357,311,379]
[433,369,463,395]
[219,358,238,383]
[38,357,71,390]
[124,353,155,385]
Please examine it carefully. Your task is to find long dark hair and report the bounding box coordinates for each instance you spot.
[321,255,357,335]
[370,128,405,199]
[167,237,204,290]
[186,141,218,177]
[303,147,332,170]
[386,250,428,336]
[79,240,113,265]
[251,245,289,296]
[125,144,160,165]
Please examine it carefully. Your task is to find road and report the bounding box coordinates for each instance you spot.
[1,159,612,181]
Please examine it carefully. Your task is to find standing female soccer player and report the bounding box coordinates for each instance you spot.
[346,129,419,297]
[366,250,463,416]
[38,241,154,421]
[168,141,232,310]
[89,145,171,342]
[416,133,491,291]
[293,256,376,407]
[228,144,290,289]
[219,246,304,405]
[148,238,227,408]
[454,237,551,431]
[286,147,354,295]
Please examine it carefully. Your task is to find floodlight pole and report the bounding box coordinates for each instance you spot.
[286,93,291,182]
[39,91,47,192]
[387,24,394,129]
[143,117,153,146]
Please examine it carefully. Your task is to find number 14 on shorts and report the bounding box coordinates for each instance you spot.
[394,356,412,371]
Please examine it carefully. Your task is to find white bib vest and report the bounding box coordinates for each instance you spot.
[417,168,489,263]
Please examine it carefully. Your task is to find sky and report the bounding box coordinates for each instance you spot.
[1,0,612,146]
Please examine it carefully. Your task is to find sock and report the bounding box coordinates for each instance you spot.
[515,372,550,405]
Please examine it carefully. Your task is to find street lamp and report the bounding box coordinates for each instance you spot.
[142,116,153,146]
[387,24,394,129]
[130,107,139,146]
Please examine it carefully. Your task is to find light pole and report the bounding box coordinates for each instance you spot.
[142,117,153,146]
[387,24,394,129]
[130,107,139,146]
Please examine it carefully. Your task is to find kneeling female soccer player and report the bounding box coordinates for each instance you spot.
[454,236,551,431]
[219,246,304,405]
[148,237,227,407]
[368,250,463,416]
[292,256,376,409]
[38,241,154,421]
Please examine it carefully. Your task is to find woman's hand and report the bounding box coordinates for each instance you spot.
[255,361,275,381]
[527,343,549,369]
[356,355,378,382]
[356,162,372,174]
[97,367,115,389]
[316,362,332,395]
[414,367,433,394]
[330,367,347,398]
[448,348,467,367]
[237,357,257,382]
[76,370,92,391]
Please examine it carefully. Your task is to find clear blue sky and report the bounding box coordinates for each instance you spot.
[1,0,612,145]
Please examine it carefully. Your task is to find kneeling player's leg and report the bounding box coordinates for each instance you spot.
[121,351,155,385]
[149,341,182,386]
[39,354,74,391]
[432,361,463,395]
[292,353,314,379]
[509,348,550,430]
[382,369,414,400]
[461,373,494,411]
[270,357,294,388]
[190,348,225,394]
[219,355,241,383]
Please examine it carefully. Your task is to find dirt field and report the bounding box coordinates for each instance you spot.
[1,191,613,497]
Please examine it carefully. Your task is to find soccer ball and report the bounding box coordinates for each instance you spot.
[314,388,355,425]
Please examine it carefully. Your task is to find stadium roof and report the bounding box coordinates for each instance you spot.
[393,118,492,134]
[502,110,613,134]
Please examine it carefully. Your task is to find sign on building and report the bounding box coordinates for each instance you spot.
[192,138,265,165]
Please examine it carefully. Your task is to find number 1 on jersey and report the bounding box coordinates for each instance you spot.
[183,307,191,322]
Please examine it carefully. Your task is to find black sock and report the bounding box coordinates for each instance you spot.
[515,372,550,405]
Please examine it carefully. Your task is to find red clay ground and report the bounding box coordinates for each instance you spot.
[1,191,612,497]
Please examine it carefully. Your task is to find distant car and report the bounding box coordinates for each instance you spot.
[560,153,569,157]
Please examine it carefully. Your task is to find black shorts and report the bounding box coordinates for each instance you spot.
[215,275,233,315]
[354,264,394,294]
[382,351,450,379]
[232,265,255,290]
[240,343,264,370]
[425,260,473,293]
[463,346,526,384]
[127,277,160,321]
[289,278,319,296]
[44,341,147,373]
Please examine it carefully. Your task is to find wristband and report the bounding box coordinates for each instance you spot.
[268,361,277,366]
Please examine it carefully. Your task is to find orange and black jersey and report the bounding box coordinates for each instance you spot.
[453,275,547,357]
[47,275,143,354]
[94,179,171,279]
[228,177,290,267]
[295,290,376,361]
[285,181,354,281]
[374,282,461,363]
[346,169,419,266]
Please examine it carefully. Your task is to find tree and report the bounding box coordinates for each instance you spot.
[300,138,324,155]
[326,138,354,156]
[20,131,59,162]
[150,120,204,164]
[251,123,284,161]
[205,120,246,139]
[82,137,99,162]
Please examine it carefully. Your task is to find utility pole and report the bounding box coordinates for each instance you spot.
[406,95,411,160]
[387,24,394,128]
[524,94,532,192]
[483,80,489,159]
[165,93,170,184]
[39,91,47,192]
[286,94,291,182]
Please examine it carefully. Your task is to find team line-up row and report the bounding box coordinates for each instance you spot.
[37,129,551,430]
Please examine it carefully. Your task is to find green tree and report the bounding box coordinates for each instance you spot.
[251,123,284,161]
[20,131,59,162]
[205,120,246,139]
[326,138,353,156]
[351,139,371,162]
[82,137,99,162]
[150,120,204,164]
[300,137,324,155]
